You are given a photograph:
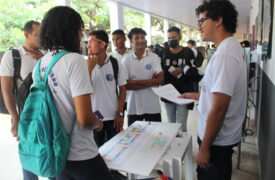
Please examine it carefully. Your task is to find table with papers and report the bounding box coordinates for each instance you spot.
[99,121,193,180]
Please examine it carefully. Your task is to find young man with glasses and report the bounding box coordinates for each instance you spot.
[180,1,247,180]
[87,30,127,147]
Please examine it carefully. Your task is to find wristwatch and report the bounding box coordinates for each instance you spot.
[116,111,124,117]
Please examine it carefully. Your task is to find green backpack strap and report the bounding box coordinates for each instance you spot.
[33,51,70,83]
[43,51,70,83]
[34,60,42,82]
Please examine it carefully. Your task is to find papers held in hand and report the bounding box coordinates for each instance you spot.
[152,84,194,105]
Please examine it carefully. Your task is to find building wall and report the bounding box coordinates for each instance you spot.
[250,0,275,179]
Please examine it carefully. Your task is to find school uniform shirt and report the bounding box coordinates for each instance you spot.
[198,36,247,146]
[109,49,131,62]
[109,49,131,102]
[122,51,162,115]
[90,55,127,121]
[0,46,37,81]
[35,52,98,161]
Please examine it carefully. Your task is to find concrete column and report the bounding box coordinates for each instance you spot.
[108,1,124,31]
[186,26,191,41]
[194,29,198,41]
[108,1,124,51]
[164,19,169,42]
[56,0,71,6]
[144,13,152,45]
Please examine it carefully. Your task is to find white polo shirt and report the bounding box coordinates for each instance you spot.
[36,52,98,161]
[109,49,131,62]
[91,55,127,121]
[122,51,162,115]
[0,46,37,80]
[198,36,247,146]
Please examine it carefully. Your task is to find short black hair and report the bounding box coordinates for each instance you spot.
[112,29,125,36]
[128,28,146,40]
[40,6,84,53]
[89,30,109,44]
[187,40,196,46]
[168,26,181,35]
[23,20,40,33]
[89,30,109,49]
[241,40,250,47]
[195,0,238,34]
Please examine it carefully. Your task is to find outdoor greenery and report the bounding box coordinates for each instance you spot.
[0,0,198,53]
[124,8,144,32]
[0,0,56,52]
[72,0,110,32]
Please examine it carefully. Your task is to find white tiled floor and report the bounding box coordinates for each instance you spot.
[0,102,260,180]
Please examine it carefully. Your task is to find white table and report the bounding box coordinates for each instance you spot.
[155,134,193,180]
[99,121,193,180]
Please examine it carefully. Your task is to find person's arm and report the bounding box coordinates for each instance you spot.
[87,55,98,74]
[114,85,126,131]
[73,94,103,131]
[127,71,164,88]
[126,84,148,90]
[170,68,183,77]
[178,92,200,100]
[196,92,231,168]
[1,76,19,137]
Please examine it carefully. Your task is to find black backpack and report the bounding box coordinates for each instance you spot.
[0,49,33,114]
[109,55,119,97]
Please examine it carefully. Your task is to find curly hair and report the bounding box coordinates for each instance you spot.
[39,6,84,53]
[195,1,238,34]
[128,28,146,40]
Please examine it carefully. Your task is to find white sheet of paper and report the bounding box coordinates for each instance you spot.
[152,84,194,105]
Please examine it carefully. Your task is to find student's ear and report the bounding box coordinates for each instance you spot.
[216,17,223,28]
[24,32,29,39]
[100,41,106,49]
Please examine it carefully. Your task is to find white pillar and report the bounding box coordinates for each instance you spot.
[108,1,124,51]
[56,0,71,6]
[164,19,169,42]
[108,1,124,31]
[194,29,198,41]
[186,26,191,41]
[144,13,152,45]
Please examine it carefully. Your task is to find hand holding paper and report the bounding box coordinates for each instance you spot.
[152,84,195,105]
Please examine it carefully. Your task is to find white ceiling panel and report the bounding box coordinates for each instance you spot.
[106,0,252,40]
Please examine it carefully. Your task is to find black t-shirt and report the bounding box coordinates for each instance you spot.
[161,47,195,94]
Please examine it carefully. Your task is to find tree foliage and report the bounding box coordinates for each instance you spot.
[71,0,110,32]
[0,0,56,52]
[124,8,144,32]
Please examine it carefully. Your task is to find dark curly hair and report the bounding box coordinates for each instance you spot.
[195,0,238,34]
[128,28,146,40]
[39,6,84,53]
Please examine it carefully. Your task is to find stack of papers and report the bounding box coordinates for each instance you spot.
[152,84,194,105]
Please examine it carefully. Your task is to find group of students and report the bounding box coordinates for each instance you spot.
[0,1,248,180]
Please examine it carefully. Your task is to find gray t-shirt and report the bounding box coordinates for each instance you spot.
[36,52,98,160]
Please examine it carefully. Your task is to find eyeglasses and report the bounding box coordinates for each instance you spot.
[89,38,105,44]
[197,17,209,26]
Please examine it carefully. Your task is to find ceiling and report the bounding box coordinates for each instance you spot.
[105,0,252,40]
